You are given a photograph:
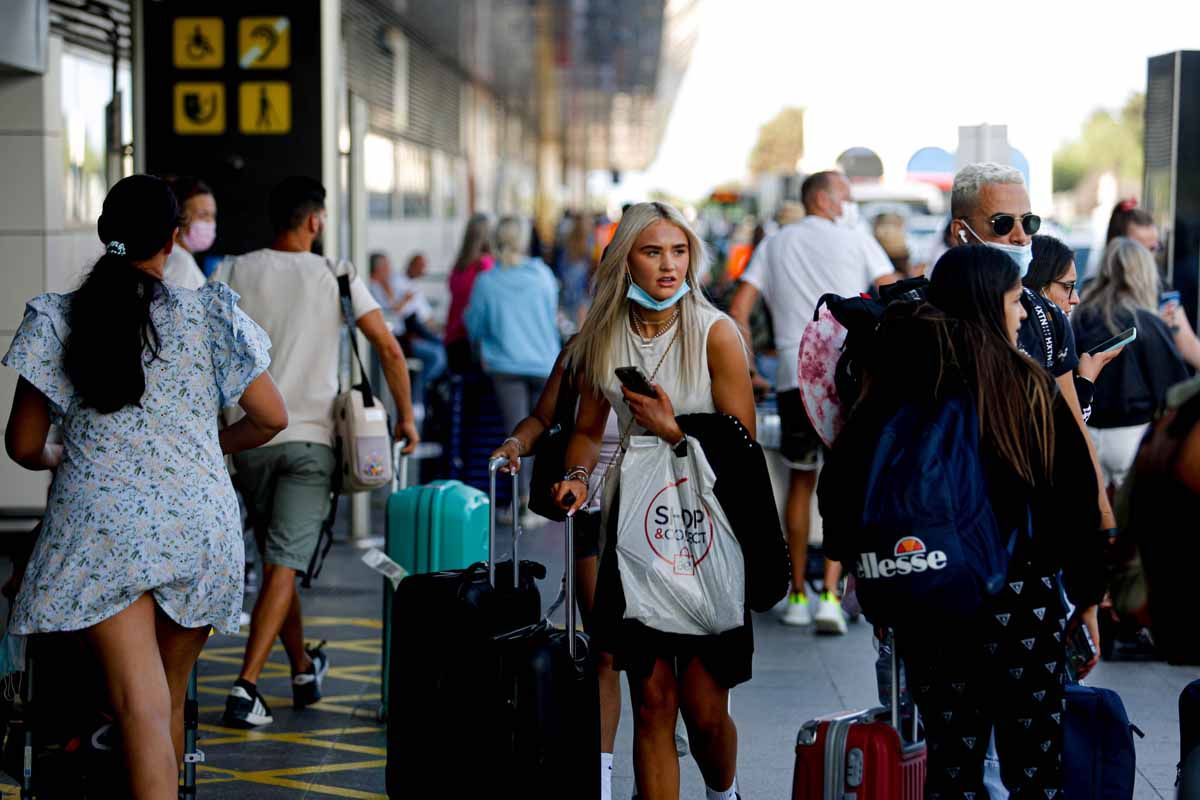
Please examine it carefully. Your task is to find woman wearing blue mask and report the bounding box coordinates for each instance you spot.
[553,202,756,800]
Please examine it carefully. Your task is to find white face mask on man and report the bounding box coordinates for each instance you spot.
[961,222,1033,278]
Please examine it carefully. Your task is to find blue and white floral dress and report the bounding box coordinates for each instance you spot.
[1,282,270,635]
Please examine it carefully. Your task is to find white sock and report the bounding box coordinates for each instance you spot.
[600,752,613,800]
[705,776,738,800]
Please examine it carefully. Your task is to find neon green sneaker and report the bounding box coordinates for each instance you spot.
[814,591,848,635]
[780,591,812,626]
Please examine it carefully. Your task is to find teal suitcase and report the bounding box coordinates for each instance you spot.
[381,446,491,711]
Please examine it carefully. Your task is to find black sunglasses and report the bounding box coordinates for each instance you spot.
[987,212,1041,237]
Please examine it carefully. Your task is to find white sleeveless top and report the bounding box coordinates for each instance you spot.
[601,302,727,441]
[595,302,731,541]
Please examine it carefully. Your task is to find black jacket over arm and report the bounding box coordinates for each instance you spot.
[676,412,791,613]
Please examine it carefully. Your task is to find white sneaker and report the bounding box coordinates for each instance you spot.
[814,592,848,635]
[780,592,813,626]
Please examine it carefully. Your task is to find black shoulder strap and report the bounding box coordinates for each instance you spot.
[330,260,377,407]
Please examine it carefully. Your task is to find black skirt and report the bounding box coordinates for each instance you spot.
[590,491,754,689]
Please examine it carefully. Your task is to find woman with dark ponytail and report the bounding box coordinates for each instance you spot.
[3,175,288,798]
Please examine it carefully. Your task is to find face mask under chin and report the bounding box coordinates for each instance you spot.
[626,274,691,311]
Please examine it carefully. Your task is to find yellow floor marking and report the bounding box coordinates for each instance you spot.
[202,724,381,739]
[198,762,387,798]
[329,664,382,675]
[325,669,382,685]
[298,617,383,629]
[199,700,375,717]
[249,759,387,779]
[201,643,286,656]
[198,724,378,743]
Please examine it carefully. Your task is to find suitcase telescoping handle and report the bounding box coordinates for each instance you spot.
[487,456,521,589]
[889,629,920,744]
[391,441,410,494]
[563,493,578,659]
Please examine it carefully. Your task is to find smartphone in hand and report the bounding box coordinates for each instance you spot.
[1086,327,1136,356]
[1066,624,1097,678]
[615,366,658,398]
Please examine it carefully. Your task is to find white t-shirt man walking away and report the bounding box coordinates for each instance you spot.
[730,170,893,635]
[218,249,381,447]
[213,176,418,731]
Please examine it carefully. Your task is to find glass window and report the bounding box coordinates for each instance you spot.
[364,133,396,220]
[61,48,131,226]
[397,140,430,218]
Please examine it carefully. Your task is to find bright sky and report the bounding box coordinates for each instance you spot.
[637,0,1200,210]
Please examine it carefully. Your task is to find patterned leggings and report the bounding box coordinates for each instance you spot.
[901,566,1069,800]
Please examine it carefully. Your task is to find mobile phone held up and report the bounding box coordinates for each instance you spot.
[1086,327,1136,356]
[615,366,658,398]
[1160,290,1182,312]
[1066,623,1097,678]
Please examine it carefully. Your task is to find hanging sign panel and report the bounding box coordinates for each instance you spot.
[141,2,322,255]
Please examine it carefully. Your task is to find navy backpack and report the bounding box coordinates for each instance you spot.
[850,393,1017,627]
[1064,683,1143,799]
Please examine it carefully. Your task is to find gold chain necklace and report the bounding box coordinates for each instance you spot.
[630,306,679,345]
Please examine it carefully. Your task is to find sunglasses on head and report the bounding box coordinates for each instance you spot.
[985,212,1041,237]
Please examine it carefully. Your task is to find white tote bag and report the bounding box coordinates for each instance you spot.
[615,435,745,636]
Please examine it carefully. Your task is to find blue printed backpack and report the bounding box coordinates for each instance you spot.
[849,393,1018,626]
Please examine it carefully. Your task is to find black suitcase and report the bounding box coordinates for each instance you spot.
[490,508,600,799]
[386,459,542,795]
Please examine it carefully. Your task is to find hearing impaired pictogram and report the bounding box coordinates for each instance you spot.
[174,83,225,134]
[239,17,291,69]
[173,18,224,69]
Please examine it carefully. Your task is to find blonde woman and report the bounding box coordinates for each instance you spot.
[553,202,755,800]
[1072,237,1191,488]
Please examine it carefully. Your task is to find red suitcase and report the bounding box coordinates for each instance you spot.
[792,642,926,799]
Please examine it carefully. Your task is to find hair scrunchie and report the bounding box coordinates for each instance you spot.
[106,240,127,256]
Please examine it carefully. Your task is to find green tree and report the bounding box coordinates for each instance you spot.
[1053,93,1144,193]
[748,107,805,176]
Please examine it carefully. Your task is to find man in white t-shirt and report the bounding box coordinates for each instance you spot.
[730,171,893,635]
[214,176,419,729]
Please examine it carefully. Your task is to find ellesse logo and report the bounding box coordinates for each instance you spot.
[856,536,949,579]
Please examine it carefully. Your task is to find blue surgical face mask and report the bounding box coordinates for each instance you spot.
[963,222,1032,278]
[626,275,691,311]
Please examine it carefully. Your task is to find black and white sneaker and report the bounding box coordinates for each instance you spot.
[292,641,329,709]
[222,685,274,728]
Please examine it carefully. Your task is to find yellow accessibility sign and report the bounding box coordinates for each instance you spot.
[174,83,225,135]
[174,18,224,69]
[239,82,291,134]
[239,17,291,69]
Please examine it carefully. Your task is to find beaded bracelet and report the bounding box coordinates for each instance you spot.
[563,467,590,483]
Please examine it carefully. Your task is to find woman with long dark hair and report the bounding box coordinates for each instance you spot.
[1025,234,1125,422]
[3,175,287,798]
[821,245,1107,798]
[444,212,494,372]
